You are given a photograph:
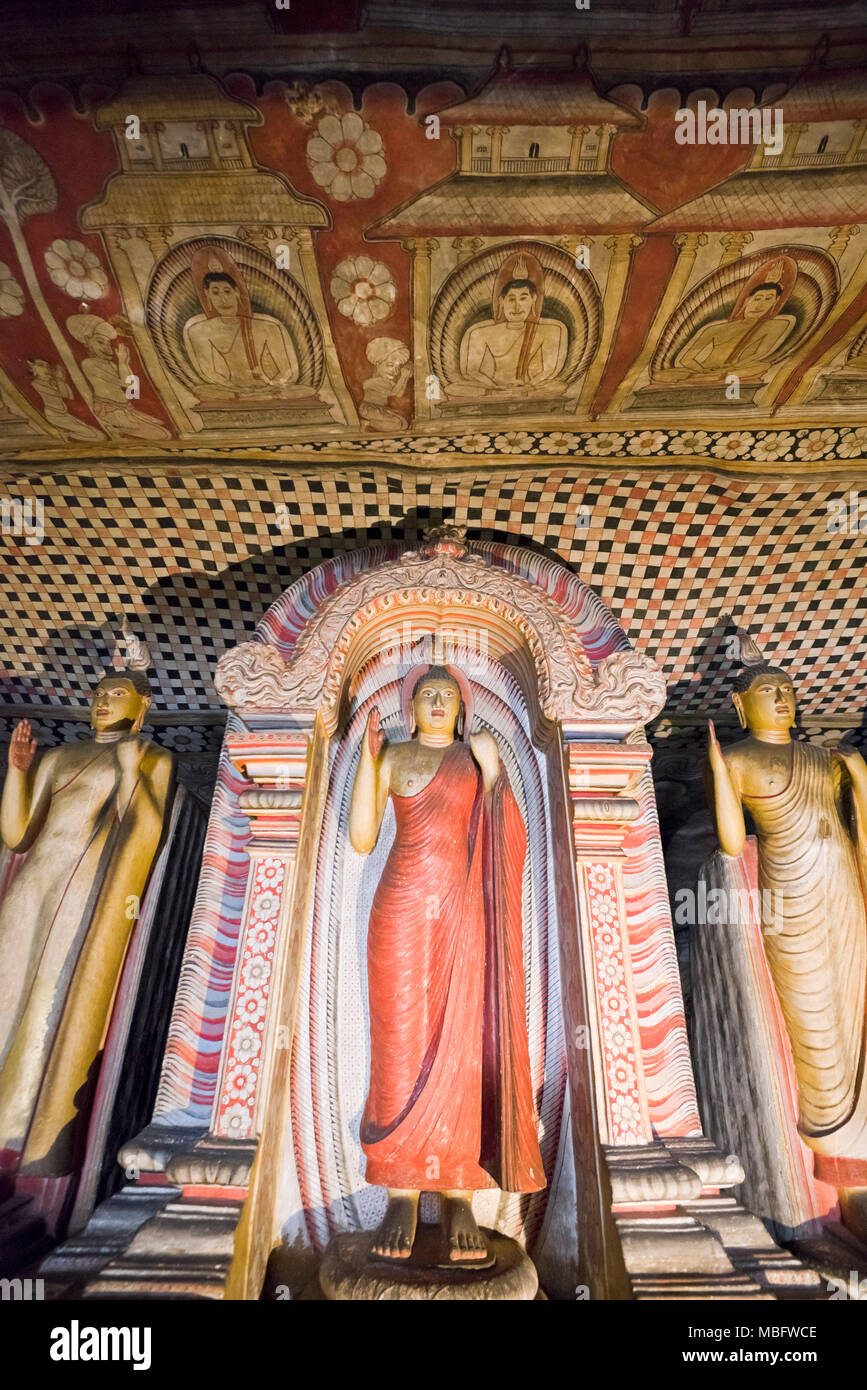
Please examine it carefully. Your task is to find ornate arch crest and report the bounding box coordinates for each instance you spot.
[214,529,666,731]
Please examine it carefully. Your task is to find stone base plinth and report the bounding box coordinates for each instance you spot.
[320,1228,538,1301]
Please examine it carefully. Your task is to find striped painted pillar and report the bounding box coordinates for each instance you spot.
[212,730,312,1147]
[563,734,652,1147]
[161,725,317,1194]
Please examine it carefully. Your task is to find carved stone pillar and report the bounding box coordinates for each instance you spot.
[406,237,440,420]
[167,728,314,1181]
[79,724,318,1299]
[563,734,652,1146]
[717,231,753,268]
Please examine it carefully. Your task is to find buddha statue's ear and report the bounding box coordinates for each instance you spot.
[732,691,747,730]
[131,694,151,735]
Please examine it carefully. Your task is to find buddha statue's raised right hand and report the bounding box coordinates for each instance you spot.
[364,707,385,760]
[9,719,37,772]
[707,719,726,776]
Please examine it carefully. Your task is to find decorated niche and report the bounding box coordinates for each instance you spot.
[630,244,838,411]
[428,240,601,417]
[81,72,357,438]
[66,530,821,1302]
[146,237,330,430]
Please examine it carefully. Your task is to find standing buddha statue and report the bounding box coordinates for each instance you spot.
[0,670,174,1183]
[707,639,867,1242]
[348,663,544,1266]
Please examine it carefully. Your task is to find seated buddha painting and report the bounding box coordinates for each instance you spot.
[430,242,600,412]
[456,253,567,393]
[655,259,798,387]
[182,246,301,399]
[146,236,330,416]
[641,248,837,407]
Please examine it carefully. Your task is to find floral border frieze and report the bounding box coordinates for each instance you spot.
[584,862,645,1146]
[283,424,867,465]
[215,854,287,1142]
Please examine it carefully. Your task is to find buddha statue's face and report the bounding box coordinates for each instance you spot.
[742,286,781,319]
[412,677,462,739]
[90,678,147,734]
[206,277,241,317]
[500,283,537,325]
[734,673,795,734]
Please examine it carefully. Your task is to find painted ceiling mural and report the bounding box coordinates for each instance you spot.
[1,47,867,467]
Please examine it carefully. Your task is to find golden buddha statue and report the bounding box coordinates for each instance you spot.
[349,665,544,1266]
[0,671,174,1181]
[707,643,867,1242]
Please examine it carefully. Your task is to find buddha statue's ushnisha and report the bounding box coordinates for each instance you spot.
[0,671,174,1179]
[349,665,544,1266]
[707,638,867,1241]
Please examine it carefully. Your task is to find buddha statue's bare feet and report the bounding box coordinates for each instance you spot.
[442,1194,488,1262]
[839,1187,867,1247]
[370,1192,419,1260]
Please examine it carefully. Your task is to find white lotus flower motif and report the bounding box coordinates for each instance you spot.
[584,433,626,455]
[711,430,754,459]
[330,255,395,326]
[493,430,536,454]
[307,112,386,202]
[44,238,108,300]
[751,431,794,462]
[796,428,837,462]
[222,1103,250,1137]
[612,1095,641,1131]
[838,427,867,459]
[0,262,24,317]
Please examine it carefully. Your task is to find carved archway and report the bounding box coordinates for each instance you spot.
[215,530,666,732]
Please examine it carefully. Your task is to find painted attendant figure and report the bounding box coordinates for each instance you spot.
[349,664,544,1264]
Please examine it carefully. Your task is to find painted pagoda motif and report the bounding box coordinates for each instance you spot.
[371,48,655,426]
[616,52,867,420]
[81,69,357,439]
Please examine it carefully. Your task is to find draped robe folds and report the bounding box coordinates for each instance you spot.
[360,740,544,1193]
[742,742,867,1159]
[0,741,169,1176]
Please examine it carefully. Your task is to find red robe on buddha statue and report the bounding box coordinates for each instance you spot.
[360,739,544,1194]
